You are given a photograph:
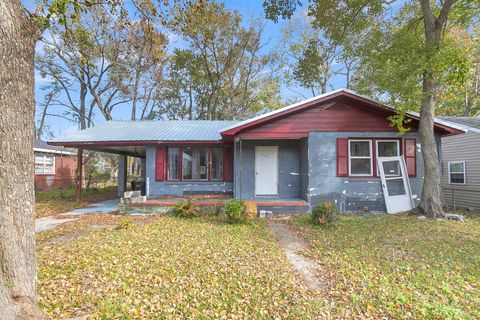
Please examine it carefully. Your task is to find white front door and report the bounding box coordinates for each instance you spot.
[378,156,414,214]
[255,146,279,196]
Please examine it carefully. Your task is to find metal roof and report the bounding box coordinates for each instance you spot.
[49,120,239,143]
[438,117,480,133]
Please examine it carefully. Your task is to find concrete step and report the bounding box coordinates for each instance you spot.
[257,204,310,215]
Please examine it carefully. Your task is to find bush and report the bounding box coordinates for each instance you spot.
[311,201,338,226]
[224,200,246,224]
[170,200,198,218]
[115,218,134,230]
[196,203,224,216]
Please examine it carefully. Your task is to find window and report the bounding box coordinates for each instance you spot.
[182,147,208,180]
[448,161,466,184]
[35,152,55,174]
[167,146,224,181]
[349,140,372,176]
[376,140,400,176]
[210,147,223,180]
[167,147,180,180]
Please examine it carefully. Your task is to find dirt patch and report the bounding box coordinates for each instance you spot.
[268,221,326,294]
[40,224,110,247]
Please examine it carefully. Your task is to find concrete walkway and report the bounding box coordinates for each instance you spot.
[35,199,119,233]
[35,216,78,233]
[59,198,119,216]
[268,221,325,293]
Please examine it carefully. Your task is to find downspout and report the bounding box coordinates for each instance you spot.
[239,138,243,199]
[233,139,237,199]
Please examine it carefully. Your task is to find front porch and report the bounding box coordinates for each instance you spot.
[118,195,309,215]
[233,138,309,201]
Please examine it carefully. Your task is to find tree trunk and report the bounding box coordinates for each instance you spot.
[79,74,87,130]
[417,71,444,218]
[0,1,45,319]
[416,0,455,218]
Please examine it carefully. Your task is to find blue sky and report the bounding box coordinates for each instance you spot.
[34,0,348,138]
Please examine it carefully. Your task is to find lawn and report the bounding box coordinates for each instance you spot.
[290,213,480,319]
[37,216,320,319]
[35,186,117,218]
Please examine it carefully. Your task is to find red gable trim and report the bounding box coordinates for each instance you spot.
[48,140,226,148]
[221,91,463,136]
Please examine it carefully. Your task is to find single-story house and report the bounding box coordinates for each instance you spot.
[34,139,77,191]
[48,89,463,213]
[439,117,480,210]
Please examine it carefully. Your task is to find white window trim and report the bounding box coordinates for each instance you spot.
[376,140,400,176]
[348,139,373,176]
[448,161,466,185]
[35,152,55,175]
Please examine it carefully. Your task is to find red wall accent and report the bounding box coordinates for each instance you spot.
[236,102,418,139]
[155,146,165,181]
[223,146,234,181]
[34,154,77,191]
[336,138,349,177]
[404,138,417,177]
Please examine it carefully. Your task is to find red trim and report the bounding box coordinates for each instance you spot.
[221,91,463,136]
[404,138,417,177]
[223,146,233,182]
[336,138,349,177]
[155,146,165,181]
[48,140,226,147]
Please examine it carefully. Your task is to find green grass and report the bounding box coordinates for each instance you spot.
[37,216,320,319]
[291,214,480,319]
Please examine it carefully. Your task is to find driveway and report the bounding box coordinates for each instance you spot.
[35,198,119,233]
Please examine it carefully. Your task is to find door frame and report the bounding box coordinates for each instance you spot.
[254,146,279,196]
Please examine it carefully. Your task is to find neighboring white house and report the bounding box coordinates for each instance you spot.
[440,117,480,210]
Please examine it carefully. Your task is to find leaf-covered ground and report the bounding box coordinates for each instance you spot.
[37,216,323,319]
[290,213,480,319]
[35,186,117,218]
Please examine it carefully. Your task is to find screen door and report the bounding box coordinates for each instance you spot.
[377,156,414,214]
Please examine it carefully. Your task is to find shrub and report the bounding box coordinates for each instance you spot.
[311,201,338,226]
[115,218,134,230]
[170,200,198,218]
[224,200,246,224]
[244,200,257,219]
[196,203,223,216]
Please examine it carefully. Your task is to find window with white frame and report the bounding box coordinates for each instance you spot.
[35,152,55,174]
[448,161,466,184]
[349,140,373,176]
[376,140,400,176]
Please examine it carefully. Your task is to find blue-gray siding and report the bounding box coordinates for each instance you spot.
[307,132,433,211]
[145,145,233,196]
[234,140,302,199]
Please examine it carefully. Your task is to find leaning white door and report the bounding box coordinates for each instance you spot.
[378,156,414,214]
[255,146,279,196]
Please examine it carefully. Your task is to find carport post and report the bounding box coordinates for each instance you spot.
[118,154,128,197]
[76,148,83,202]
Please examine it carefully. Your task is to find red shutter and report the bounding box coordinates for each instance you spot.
[155,146,165,181]
[404,138,417,177]
[337,138,349,177]
[223,146,233,181]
